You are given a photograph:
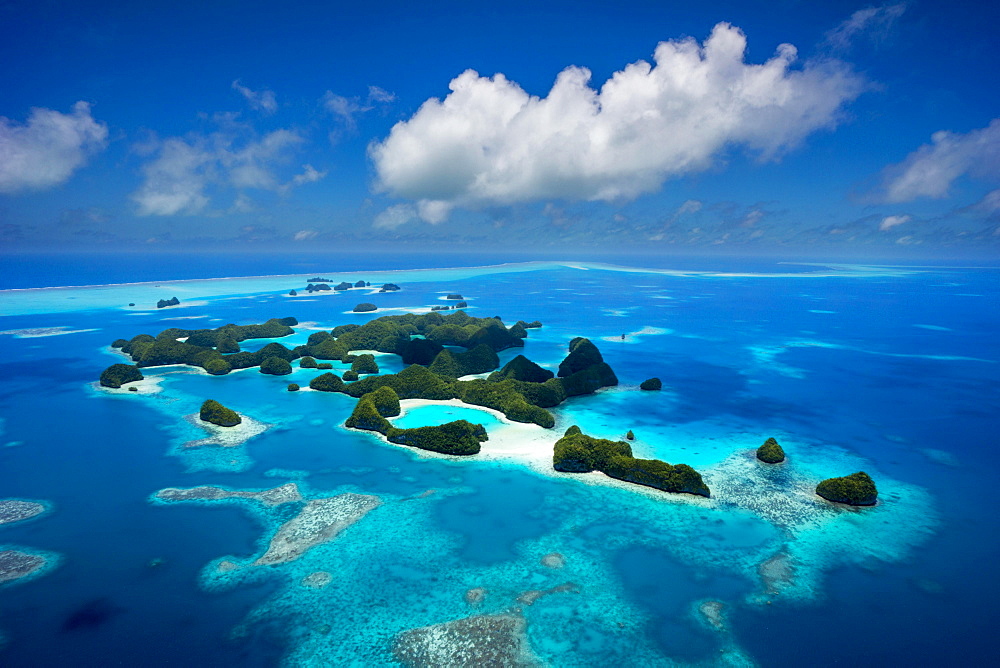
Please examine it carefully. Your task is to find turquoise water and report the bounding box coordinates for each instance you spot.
[0,257,997,666]
[392,404,504,429]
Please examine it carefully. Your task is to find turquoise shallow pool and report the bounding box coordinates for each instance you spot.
[392,403,503,429]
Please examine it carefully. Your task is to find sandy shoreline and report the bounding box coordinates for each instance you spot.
[183,413,270,448]
[353,399,712,506]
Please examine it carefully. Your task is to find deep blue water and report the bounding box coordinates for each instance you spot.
[0,255,997,666]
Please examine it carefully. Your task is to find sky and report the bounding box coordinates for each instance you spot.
[1,0,998,258]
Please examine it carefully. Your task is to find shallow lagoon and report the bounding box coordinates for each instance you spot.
[0,257,997,666]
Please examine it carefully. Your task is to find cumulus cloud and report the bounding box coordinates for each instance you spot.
[0,101,108,194]
[370,22,865,223]
[232,80,278,114]
[823,3,907,51]
[132,123,319,216]
[289,164,326,187]
[879,214,911,231]
[373,203,418,230]
[879,119,1000,203]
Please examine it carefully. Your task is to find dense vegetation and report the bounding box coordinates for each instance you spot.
[309,372,345,392]
[756,437,785,463]
[105,317,299,378]
[816,472,878,506]
[99,363,144,388]
[260,356,293,375]
[199,399,241,427]
[353,303,377,312]
[350,354,380,375]
[104,312,619,439]
[156,297,180,308]
[552,426,710,497]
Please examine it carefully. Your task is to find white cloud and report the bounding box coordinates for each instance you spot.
[232,80,278,114]
[879,214,911,231]
[373,203,418,230]
[132,138,214,216]
[293,228,318,241]
[370,23,865,222]
[324,86,395,131]
[823,3,907,51]
[879,119,1000,202]
[290,164,326,186]
[323,92,371,129]
[975,188,1000,213]
[132,123,312,216]
[368,85,396,103]
[676,199,702,215]
[0,101,108,194]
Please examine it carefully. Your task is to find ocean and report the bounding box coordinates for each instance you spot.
[0,254,996,666]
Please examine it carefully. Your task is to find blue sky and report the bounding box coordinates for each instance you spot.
[1,0,997,257]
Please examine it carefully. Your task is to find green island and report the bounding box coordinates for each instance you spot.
[816,471,878,506]
[99,310,880,504]
[200,399,241,427]
[552,426,711,497]
[99,363,144,388]
[756,437,786,464]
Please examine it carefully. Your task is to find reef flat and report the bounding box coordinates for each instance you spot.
[392,613,540,668]
[0,500,46,525]
[182,413,269,448]
[255,493,382,566]
[0,549,49,585]
[155,483,303,507]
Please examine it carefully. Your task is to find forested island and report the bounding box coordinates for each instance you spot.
[99,309,877,503]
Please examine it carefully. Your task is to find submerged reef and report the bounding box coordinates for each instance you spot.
[155,483,303,507]
[0,550,50,585]
[199,399,241,427]
[553,426,710,497]
[757,437,786,464]
[0,500,46,525]
[392,613,539,668]
[816,472,878,506]
[255,494,381,566]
